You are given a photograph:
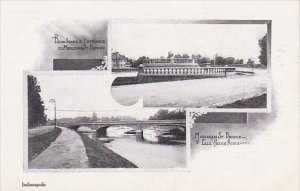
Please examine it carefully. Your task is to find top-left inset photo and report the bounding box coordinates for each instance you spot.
[38,20,108,71]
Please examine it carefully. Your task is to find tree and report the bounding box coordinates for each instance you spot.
[224,57,236,65]
[91,112,98,122]
[128,59,134,67]
[149,109,186,120]
[198,56,211,64]
[132,56,148,68]
[182,54,189,58]
[214,56,236,66]
[215,56,226,65]
[258,34,267,67]
[28,75,47,128]
[247,58,255,67]
[167,51,174,58]
[235,59,244,65]
[191,54,201,59]
[174,54,182,58]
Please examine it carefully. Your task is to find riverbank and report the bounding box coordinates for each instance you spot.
[112,75,223,86]
[78,133,138,168]
[104,136,186,168]
[28,127,62,161]
[218,93,267,108]
[111,71,268,107]
[29,127,89,169]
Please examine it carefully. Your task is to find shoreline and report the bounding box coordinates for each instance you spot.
[111,68,266,86]
[112,75,225,86]
[217,93,267,108]
[78,133,138,168]
[28,127,62,162]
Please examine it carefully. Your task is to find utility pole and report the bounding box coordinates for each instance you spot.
[49,99,56,128]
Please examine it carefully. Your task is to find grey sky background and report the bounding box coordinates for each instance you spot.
[34,74,161,120]
[111,23,267,63]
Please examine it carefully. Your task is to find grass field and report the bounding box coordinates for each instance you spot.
[28,127,62,161]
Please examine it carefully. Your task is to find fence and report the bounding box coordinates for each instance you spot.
[140,67,235,76]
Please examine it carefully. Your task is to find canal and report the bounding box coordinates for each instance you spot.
[101,126,186,168]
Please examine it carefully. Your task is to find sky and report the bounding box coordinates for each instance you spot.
[111,23,267,63]
[33,74,163,120]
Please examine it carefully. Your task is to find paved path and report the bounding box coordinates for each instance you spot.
[29,127,89,169]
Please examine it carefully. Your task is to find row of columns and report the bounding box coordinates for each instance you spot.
[142,67,230,75]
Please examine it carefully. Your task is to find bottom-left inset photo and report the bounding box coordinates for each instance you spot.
[25,72,187,170]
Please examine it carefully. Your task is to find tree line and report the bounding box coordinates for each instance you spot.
[49,113,138,124]
[128,34,267,68]
[148,109,186,120]
[53,109,186,124]
[28,75,47,128]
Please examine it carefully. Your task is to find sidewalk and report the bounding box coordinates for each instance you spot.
[28,127,89,169]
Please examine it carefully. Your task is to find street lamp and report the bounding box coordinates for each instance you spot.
[49,99,56,128]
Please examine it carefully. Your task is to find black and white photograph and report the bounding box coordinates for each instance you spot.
[26,73,186,169]
[110,20,271,109]
[40,20,108,71]
[1,1,299,191]
[191,112,249,154]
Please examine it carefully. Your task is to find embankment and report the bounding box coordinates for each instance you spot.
[112,75,224,86]
[218,93,267,108]
[78,134,138,168]
[112,76,138,86]
[28,127,62,161]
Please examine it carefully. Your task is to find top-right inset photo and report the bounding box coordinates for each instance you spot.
[110,20,271,111]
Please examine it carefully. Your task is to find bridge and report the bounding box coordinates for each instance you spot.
[59,120,186,135]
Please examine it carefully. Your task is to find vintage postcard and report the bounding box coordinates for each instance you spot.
[0,1,299,191]
[24,72,187,170]
[109,20,271,110]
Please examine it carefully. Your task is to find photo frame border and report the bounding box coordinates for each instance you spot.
[108,19,272,113]
[23,71,189,172]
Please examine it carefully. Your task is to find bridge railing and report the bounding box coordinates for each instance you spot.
[58,120,186,127]
[139,67,235,76]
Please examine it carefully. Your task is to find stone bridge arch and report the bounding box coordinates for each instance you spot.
[95,125,111,135]
[62,121,186,136]
[67,125,81,131]
[95,124,142,136]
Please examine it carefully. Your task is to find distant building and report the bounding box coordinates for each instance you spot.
[112,52,131,68]
[142,58,199,68]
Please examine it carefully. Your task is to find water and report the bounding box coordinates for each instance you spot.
[111,69,268,107]
[102,126,186,168]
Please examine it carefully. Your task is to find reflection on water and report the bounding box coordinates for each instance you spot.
[101,126,186,168]
[107,126,134,137]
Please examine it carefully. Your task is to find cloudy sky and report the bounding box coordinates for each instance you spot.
[111,23,267,63]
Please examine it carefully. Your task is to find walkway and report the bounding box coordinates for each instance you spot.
[28,127,89,169]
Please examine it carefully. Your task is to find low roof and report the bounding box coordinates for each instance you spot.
[144,58,193,60]
[143,62,199,67]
